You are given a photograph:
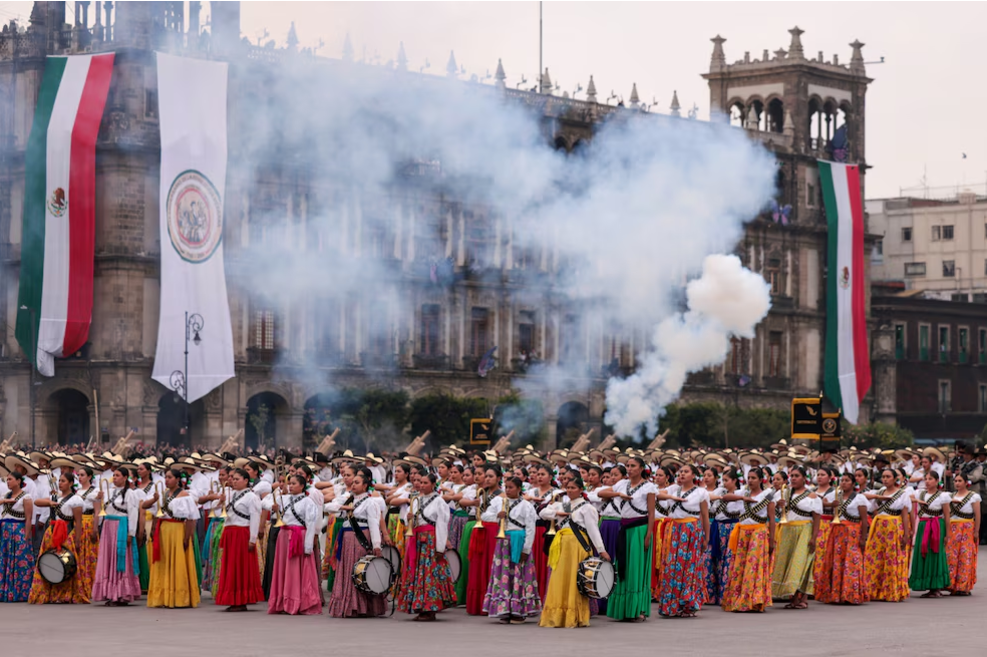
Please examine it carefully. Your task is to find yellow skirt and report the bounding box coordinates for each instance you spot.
[772,520,814,599]
[539,528,591,628]
[147,520,200,608]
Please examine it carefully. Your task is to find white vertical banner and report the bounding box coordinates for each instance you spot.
[151,53,234,402]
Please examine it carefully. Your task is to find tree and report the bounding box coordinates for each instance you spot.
[842,422,914,450]
[336,388,409,453]
[408,393,491,449]
[247,403,271,452]
[492,391,545,447]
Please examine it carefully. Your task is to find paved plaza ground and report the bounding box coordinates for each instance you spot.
[3,551,984,656]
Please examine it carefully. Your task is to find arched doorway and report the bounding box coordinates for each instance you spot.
[245,392,289,452]
[556,401,589,448]
[50,389,90,446]
[303,394,334,453]
[157,393,205,449]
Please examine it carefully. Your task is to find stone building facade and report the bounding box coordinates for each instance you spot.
[0,3,878,450]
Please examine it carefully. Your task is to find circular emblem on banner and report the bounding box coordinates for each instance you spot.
[839,265,850,290]
[166,170,223,263]
[822,418,838,434]
[47,187,67,217]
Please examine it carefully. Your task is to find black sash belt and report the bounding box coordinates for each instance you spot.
[616,517,648,581]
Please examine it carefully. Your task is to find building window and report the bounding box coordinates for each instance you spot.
[764,257,782,295]
[942,225,954,240]
[145,89,158,120]
[252,309,276,350]
[367,304,390,356]
[314,299,338,357]
[943,260,956,277]
[470,307,490,357]
[939,325,950,363]
[919,325,930,361]
[959,327,969,364]
[980,328,987,365]
[894,324,906,359]
[932,225,941,241]
[980,385,987,413]
[939,380,951,414]
[768,331,783,376]
[974,293,987,304]
[420,304,440,356]
[518,310,536,356]
[872,238,884,264]
[902,227,912,242]
[905,262,926,276]
[729,338,741,375]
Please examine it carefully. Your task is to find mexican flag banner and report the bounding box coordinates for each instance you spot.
[819,160,871,424]
[16,54,115,376]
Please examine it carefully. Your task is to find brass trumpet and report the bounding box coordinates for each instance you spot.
[546,491,563,536]
[496,492,508,540]
[154,482,166,519]
[405,496,416,538]
[832,488,843,525]
[98,479,108,518]
[779,484,790,525]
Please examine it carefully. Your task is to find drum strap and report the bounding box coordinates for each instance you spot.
[568,519,593,553]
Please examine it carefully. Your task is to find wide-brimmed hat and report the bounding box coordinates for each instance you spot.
[4,453,39,476]
[738,451,766,467]
[93,451,123,467]
[49,456,80,471]
[201,452,231,466]
[894,448,919,461]
[331,450,360,465]
[777,454,801,469]
[923,446,946,462]
[29,450,52,464]
[703,453,729,469]
[364,453,385,466]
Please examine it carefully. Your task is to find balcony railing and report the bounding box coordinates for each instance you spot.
[939,350,949,364]
[919,347,930,361]
[960,350,969,365]
[246,347,278,365]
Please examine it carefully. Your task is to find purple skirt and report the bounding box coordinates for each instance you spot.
[92,518,142,603]
[597,518,621,615]
[482,538,542,619]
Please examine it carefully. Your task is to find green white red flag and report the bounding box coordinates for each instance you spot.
[819,160,870,424]
[16,54,114,376]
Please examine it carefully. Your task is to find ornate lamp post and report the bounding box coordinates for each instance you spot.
[170,311,203,442]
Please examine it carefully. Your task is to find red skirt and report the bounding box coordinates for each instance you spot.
[215,526,265,606]
[533,524,550,603]
[466,522,499,615]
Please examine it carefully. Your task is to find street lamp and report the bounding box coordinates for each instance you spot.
[169,311,204,443]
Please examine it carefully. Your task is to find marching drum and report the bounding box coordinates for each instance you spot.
[381,545,402,579]
[38,548,77,585]
[443,549,462,582]
[576,556,615,600]
[352,555,394,595]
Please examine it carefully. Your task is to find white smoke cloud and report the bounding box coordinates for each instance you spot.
[604,254,772,438]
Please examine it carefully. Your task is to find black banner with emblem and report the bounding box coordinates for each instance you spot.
[470,418,492,445]
[821,411,842,445]
[791,397,823,440]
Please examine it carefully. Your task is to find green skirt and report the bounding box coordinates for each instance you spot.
[909,518,950,591]
[192,531,203,586]
[456,519,477,605]
[138,539,150,593]
[772,521,814,599]
[607,523,653,620]
[325,518,344,591]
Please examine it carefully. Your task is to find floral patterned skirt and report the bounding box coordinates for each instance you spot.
[201,516,224,592]
[658,519,707,617]
[29,520,92,604]
[705,519,736,605]
[482,535,541,619]
[772,520,814,599]
[398,527,456,614]
[0,520,34,602]
[864,515,909,602]
[947,520,977,593]
[721,523,773,612]
[812,517,832,592]
[650,518,671,600]
[815,521,867,604]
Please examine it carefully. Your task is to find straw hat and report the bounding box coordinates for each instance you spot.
[49,456,80,471]
[738,451,766,467]
[703,453,729,469]
[331,450,359,466]
[364,453,385,466]
[777,454,801,469]
[923,446,946,462]
[4,453,39,476]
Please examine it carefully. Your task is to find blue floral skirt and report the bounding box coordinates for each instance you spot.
[0,520,34,602]
[658,519,707,617]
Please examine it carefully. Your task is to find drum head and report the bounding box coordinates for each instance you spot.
[363,556,393,595]
[381,545,401,576]
[443,549,462,582]
[38,550,66,584]
[594,560,616,599]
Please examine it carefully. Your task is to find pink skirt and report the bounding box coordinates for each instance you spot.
[268,527,322,615]
[91,518,142,603]
[326,530,386,618]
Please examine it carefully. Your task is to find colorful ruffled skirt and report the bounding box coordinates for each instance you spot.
[91,516,142,603]
[398,525,456,614]
[268,526,321,615]
[597,518,621,615]
[326,529,386,618]
[812,516,832,591]
[147,519,200,608]
[28,520,91,604]
[139,511,153,593]
[539,527,591,628]
[0,519,34,602]
[722,523,773,612]
[657,518,706,617]
[607,520,652,620]
[947,519,977,593]
[482,532,542,619]
[864,515,909,602]
[772,520,814,599]
[815,521,867,604]
[650,517,671,600]
[322,518,344,590]
[201,516,225,593]
[705,518,736,605]
[909,517,950,592]
[449,511,468,555]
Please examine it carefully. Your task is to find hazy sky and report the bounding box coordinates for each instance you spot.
[2,1,983,198]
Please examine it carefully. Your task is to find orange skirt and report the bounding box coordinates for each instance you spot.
[947,520,978,593]
[815,522,868,604]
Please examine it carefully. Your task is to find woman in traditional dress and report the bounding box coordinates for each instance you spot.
[650,465,675,601]
[443,464,471,558]
[215,468,264,611]
[398,472,457,621]
[601,456,656,621]
[146,469,201,609]
[722,467,775,613]
[539,474,610,628]
[772,466,821,609]
[268,474,321,615]
[200,465,229,596]
[527,463,558,604]
[815,472,869,605]
[909,471,951,598]
[863,468,912,602]
[28,473,88,604]
[0,471,34,602]
[245,461,271,582]
[453,465,478,605]
[325,470,385,618]
[384,463,414,566]
[706,467,743,605]
[811,466,838,596]
[74,466,101,600]
[322,463,355,590]
[595,463,624,616]
[135,461,157,593]
[657,464,710,618]
[465,465,503,615]
[92,466,142,606]
[946,471,980,596]
[483,476,541,623]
